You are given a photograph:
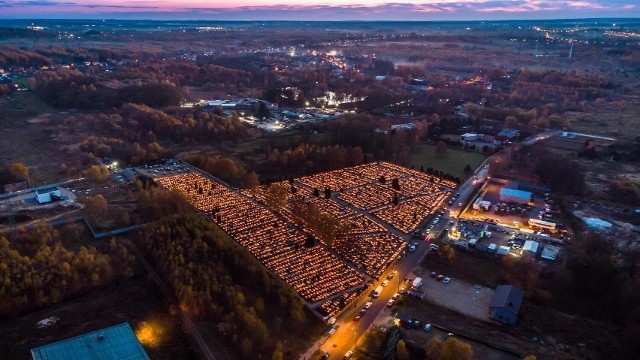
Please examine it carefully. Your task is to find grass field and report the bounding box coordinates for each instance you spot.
[0,91,51,126]
[410,143,487,181]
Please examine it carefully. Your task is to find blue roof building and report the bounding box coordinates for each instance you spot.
[31,322,150,360]
[499,187,532,205]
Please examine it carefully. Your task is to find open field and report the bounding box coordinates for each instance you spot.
[0,92,72,186]
[0,279,197,360]
[410,143,487,181]
[564,92,640,139]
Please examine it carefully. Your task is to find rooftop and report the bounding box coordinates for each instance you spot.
[35,186,59,194]
[489,285,524,315]
[499,187,532,200]
[31,322,150,360]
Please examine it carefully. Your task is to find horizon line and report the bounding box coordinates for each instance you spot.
[1,16,639,22]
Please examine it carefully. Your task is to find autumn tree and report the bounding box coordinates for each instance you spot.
[10,162,29,181]
[244,171,260,189]
[84,194,108,218]
[84,164,110,182]
[265,183,289,210]
[439,337,473,360]
[435,140,448,157]
[396,339,410,360]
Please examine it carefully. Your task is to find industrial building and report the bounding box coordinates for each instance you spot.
[523,240,540,258]
[541,244,561,261]
[31,322,150,360]
[489,285,524,326]
[499,187,532,205]
[34,187,62,204]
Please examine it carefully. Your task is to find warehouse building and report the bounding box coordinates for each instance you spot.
[489,285,524,326]
[31,322,150,360]
[34,187,62,204]
[499,187,532,205]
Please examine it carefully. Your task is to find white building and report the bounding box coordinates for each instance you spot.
[35,187,62,204]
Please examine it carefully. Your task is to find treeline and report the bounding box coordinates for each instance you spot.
[532,149,586,196]
[514,230,640,358]
[265,144,371,177]
[184,154,259,188]
[0,222,135,318]
[73,104,248,164]
[34,70,184,109]
[0,46,52,67]
[137,215,310,359]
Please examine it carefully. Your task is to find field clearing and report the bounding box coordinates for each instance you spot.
[0,92,73,185]
[565,93,640,139]
[410,143,487,180]
[0,91,51,126]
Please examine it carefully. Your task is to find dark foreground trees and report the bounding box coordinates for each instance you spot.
[137,215,311,359]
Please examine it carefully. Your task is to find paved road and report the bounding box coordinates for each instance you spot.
[311,215,453,360]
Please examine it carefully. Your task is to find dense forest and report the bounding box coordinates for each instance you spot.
[0,222,135,318]
[136,215,315,359]
[33,70,185,109]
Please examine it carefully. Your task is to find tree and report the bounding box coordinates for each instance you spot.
[265,183,289,210]
[84,164,110,182]
[435,141,448,156]
[463,164,472,174]
[84,194,108,218]
[10,162,29,181]
[392,178,401,190]
[439,337,473,360]
[324,187,332,199]
[396,339,410,360]
[272,342,284,360]
[425,337,443,359]
[244,171,260,189]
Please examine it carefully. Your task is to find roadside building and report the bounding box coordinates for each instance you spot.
[489,285,524,326]
[523,240,539,258]
[541,244,561,261]
[31,322,150,360]
[34,187,62,204]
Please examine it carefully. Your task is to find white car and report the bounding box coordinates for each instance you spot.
[364,301,373,309]
[344,350,354,359]
[443,277,451,284]
[423,324,432,332]
[381,280,390,287]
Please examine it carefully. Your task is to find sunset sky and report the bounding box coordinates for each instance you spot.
[0,0,638,20]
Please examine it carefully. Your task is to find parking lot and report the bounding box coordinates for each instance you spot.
[418,268,495,321]
[135,159,190,178]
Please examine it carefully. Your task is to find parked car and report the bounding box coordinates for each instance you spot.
[423,323,432,332]
[364,301,373,309]
[392,293,400,300]
[381,280,390,287]
[436,275,444,281]
[344,350,354,359]
[353,315,361,322]
[320,352,331,360]
[443,277,451,284]
[387,271,395,280]
[430,271,437,278]
[386,299,395,307]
